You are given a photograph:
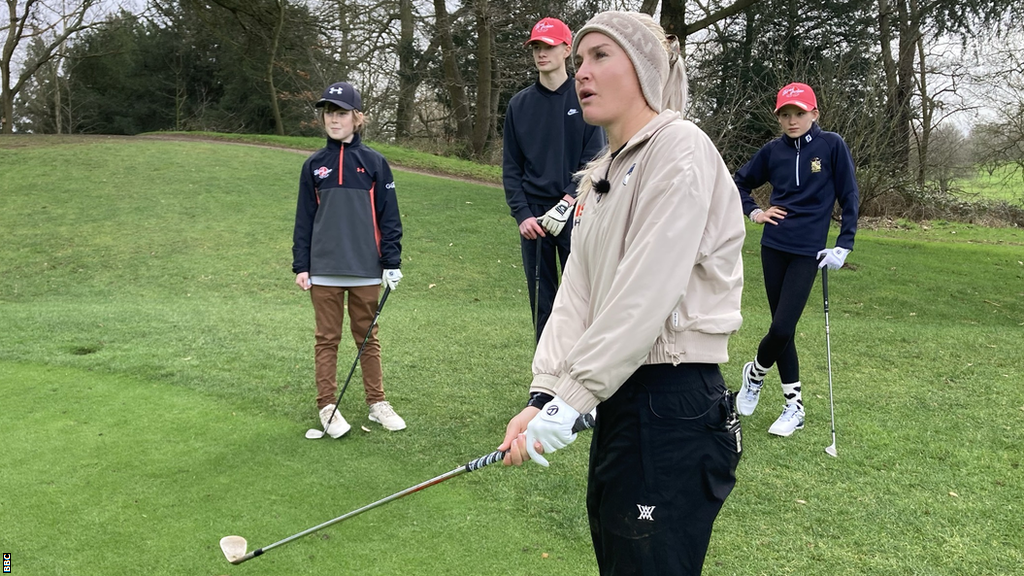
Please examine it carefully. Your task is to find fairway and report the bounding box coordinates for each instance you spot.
[1,136,1022,575]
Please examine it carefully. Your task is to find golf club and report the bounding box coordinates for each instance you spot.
[533,235,542,343]
[305,284,391,439]
[222,411,597,564]
[822,268,838,458]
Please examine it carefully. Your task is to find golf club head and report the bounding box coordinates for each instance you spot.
[825,444,838,457]
[305,428,326,439]
[220,535,248,564]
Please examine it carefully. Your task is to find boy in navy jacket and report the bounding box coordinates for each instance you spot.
[502,17,606,343]
[292,81,406,437]
[733,82,858,437]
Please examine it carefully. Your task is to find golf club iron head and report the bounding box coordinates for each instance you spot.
[825,444,837,457]
[305,428,326,439]
[220,535,248,564]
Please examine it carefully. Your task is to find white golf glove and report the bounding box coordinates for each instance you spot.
[816,247,850,270]
[538,199,572,236]
[383,269,403,290]
[526,396,580,467]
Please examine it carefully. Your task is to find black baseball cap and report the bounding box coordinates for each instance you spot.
[315,81,362,111]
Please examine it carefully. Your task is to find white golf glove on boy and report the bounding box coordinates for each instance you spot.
[538,199,572,236]
[816,247,850,270]
[383,269,403,290]
[526,396,580,467]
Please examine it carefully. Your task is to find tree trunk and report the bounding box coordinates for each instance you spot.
[433,0,472,143]
[914,3,929,188]
[640,0,659,16]
[337,2,351,79]
[470,0,491,157]
[267,0,285,136]
[878,0,897,128]
[396,0,415,139]
[661,0,685,37]
[894,0,919,170]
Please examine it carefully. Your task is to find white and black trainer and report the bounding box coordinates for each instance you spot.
[736,361,764,416]
[768,404,805,437]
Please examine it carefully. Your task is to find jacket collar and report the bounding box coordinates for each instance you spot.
[536,75,574,95]
[782,122,821,148]
[325,132,362,151]
[619,110,681,157]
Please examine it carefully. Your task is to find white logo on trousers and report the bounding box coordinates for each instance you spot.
[637,504,655,521]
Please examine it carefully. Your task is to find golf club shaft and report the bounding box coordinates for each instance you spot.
[533,236,542,339]
[319,285,391,430]
[823,269,837,449]
[233,412,597,564]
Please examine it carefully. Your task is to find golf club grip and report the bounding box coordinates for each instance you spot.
[465,412,597,472]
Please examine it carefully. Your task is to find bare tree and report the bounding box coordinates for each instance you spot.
[1,0,102,133]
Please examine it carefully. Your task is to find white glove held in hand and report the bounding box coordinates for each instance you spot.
[383,269,403,290]
[816,247,850,270]
[538,199,572,236]
[526,396,580,467]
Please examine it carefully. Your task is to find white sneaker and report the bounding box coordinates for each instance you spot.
[768,404,805,437]
[368,401,406,431]
[736,362,764,416]
[319,404,351,438]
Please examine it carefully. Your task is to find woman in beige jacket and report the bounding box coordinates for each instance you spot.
[498,11,747,575]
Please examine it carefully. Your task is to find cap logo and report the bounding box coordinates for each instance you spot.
[782,86,805,97]
[329,87,344,95]
[535,22,553,32]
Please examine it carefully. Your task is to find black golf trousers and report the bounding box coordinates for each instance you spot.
[756,245,819,384]
[587,363,741,576]
[520,205,572,343]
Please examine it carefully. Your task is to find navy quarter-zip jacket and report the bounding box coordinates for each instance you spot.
[292,133,402,277]
[502,76,606,224]
[734,123,858,256]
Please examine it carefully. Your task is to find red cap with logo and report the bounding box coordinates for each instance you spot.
[775,82,817,112]
[525,17,572,46]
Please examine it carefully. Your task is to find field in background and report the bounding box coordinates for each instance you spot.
[1,135,1021,576]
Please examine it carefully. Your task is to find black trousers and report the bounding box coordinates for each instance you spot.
[587,364,741,576]
[756,245,819,383]
[520,203,572,343]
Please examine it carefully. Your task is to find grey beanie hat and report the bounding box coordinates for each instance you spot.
[572,11,683,114]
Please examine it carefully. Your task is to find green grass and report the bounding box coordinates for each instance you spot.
[958,164,1024,204]
[1,135,1022,575]
[144,131,504,185]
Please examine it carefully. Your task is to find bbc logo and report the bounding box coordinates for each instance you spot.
[2,552,10,573]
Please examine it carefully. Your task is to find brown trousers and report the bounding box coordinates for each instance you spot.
[310,284,385,409]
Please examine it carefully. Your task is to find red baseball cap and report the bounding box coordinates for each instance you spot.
[775,82,817,112]
[525,17,571,46]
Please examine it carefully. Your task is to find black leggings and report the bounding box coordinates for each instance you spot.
[756,245,819,384]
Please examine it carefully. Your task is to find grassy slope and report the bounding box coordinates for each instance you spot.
[1,135,1022,575]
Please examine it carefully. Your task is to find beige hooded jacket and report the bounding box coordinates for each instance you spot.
[530,110,746,414]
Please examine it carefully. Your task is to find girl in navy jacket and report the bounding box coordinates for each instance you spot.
[733,83,858,437]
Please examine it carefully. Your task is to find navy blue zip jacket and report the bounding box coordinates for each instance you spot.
[292,133,402,276]
[502,77,606,224]
[734,123,858,257]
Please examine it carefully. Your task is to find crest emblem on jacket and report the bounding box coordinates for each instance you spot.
[810,158,821,173]
[314,166,333,180]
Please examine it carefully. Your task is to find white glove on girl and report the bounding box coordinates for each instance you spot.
[816,247,850,270]
[526,396,580,467]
